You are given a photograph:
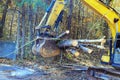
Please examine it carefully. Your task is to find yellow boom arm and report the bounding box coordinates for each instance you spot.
[45,0,120,40]
[46,0,64,27]
[82,0,120,40]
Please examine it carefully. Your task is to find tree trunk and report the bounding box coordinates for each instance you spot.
[28,5,33,51]
[67,0,73,30]
[0,0,11,38]
[21,5,25,59]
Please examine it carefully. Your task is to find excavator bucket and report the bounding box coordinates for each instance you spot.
[32,40,60,58]
[0,41,16,59]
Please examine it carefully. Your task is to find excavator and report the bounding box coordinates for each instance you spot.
[82,0,120,68]
[32,0,120,68]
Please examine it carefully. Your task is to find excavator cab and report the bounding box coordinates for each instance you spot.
[112,33,120,67]
[101,33,120,68]
[81,0,120,68]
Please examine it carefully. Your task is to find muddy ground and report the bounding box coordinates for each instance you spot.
[0,50,119,80]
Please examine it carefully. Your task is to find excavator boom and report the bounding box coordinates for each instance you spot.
[82,0,120,40]
[34,0,120,68]
[81,0,120,67]
[46,0,64,27]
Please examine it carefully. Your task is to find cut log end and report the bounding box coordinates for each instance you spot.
[74,52,80,57]
[66,49,80,57]
[58,40,78,48]
[88,49,93,54]
[79,45,93,54]
[72,40,78,46]
[66,30,70,34]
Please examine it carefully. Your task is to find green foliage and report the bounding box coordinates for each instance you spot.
[0,0,4,5]
[32,0,48,11]
[15,0,49,11]
[0,0,5,13]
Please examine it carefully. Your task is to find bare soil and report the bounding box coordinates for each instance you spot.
[0,49,117,80]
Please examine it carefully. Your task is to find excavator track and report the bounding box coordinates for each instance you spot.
[61,64,120,80]
[88,67,120,80]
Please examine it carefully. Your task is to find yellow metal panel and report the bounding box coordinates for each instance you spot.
[101,55,110,63]
[101,50,111,63]
[82,0,120,40]
[46,0,64,27]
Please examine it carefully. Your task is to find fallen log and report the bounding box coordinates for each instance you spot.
[77,36,106,43]
[56,30,69,38]
[82,44,105,49]
[79,45,93,54]
[66,48,80,57]
[58,36,106,49]
[58,40,78,48]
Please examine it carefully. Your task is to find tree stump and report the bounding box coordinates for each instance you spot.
[32,40,60,58]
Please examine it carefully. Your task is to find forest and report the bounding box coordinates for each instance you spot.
[0,0,120,80]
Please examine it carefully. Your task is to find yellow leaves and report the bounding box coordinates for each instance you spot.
[95,31,103,38]
[111,0,120,14]
[0,16,1,20]
[112,0,120,7]
[82,17,92,23]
